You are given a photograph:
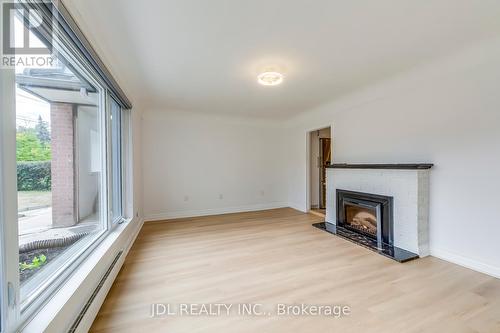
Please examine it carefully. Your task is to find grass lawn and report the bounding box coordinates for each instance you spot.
[18,191,51,212]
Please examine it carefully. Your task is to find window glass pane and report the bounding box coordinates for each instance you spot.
[14,15,106,304]
[110,99,122,223]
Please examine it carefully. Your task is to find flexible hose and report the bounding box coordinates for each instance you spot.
[19,232,89,253]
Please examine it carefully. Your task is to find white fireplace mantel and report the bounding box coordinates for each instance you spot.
[326,166,431,256]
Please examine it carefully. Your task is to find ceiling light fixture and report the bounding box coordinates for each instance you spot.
[257,71,284,86]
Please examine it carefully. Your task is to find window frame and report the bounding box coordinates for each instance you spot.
[0,59,21,333]
[17,26,111,323]
[0,92,6,333]
[120,108,134,220]
[0,70,6,333]
[108,95,125,226]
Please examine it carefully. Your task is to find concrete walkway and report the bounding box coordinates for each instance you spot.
[19,207,100,247]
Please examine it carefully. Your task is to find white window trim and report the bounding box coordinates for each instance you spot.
[107,95,125,227]
[122,109,134,220]
[0,63,21,333]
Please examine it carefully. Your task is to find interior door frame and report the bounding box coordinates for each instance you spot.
[305,125,333,213]
[318,137,331,209]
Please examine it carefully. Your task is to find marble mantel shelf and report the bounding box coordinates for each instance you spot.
[326,163,433,170]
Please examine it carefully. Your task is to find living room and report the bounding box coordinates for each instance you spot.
[1,1,499,332]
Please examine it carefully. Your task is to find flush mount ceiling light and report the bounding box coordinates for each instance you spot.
[257,71,284,86]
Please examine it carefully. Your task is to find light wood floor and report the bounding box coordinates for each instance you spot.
[310,208,326,218]
[90,208,500,333]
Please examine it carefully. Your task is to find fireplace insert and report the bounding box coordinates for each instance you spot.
[337,189,393,248]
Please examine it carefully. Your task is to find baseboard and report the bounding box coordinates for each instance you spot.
[145,202,288,221]
[431,247,500,279]
[288,202,306,213]
[74,217,144,333]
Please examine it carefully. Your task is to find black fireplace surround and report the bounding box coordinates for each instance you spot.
[337,189,393,247]
[313,189,419,262]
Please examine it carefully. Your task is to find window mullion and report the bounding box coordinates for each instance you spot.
[103,91,112,232]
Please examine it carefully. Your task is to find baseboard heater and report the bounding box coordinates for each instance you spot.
[67,250,123,333]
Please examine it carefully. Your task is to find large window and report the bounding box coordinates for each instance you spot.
[0,2,131,330]
[16,52,107,307]
[13,14,108,309]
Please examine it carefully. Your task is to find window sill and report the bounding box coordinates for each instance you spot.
[21,216,144,333]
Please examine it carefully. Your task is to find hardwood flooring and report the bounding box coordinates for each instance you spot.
[90,208,500,333]
[309,208,326,218]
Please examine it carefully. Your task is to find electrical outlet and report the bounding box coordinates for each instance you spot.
[260,190,265,196]
[184,195,189,202]
[219,194,223,200]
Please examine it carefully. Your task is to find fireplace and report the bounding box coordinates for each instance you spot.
[313,187,419,262]
[337,189,393,248]
[312,163,431,262]
[344,203,378,236]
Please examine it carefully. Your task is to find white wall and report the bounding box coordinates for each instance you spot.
[286,37,500,277]
[142,110,287,220]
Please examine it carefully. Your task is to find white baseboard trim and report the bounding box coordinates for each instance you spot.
[74,217,144,333]
[145,202,289,221]
[288,202,306,213]
[431,247,500,279]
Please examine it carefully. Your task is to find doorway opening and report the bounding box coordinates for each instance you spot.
[309,127,331,217]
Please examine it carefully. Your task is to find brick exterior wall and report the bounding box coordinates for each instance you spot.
[51,103,76,227]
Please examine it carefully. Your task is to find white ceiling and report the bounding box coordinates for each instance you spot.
[65,0,500,118]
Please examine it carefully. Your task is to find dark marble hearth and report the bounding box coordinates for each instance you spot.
[312,222,419,263]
